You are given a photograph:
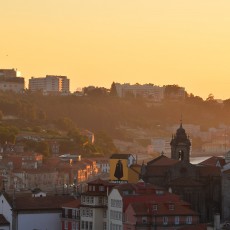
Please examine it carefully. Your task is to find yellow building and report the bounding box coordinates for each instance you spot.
[109,153,141,183]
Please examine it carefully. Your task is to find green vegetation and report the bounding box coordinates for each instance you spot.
[0,89,230,157]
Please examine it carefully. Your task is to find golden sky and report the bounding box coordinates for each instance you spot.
[1,0,230,99]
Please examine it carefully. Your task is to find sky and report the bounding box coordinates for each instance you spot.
[1,0,230,99]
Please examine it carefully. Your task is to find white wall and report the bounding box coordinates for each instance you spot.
[0,194,12,230]
[17,212,61,230]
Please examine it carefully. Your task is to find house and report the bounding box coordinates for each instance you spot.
[61,199,81,230]
[108,181,199,230]
[123,199,199,229]
[0,192,75,230]
[80,178,114,230]
[13,167,58,191]
[96,159,110,173]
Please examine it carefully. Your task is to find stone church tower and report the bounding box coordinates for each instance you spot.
[170,123,191,163]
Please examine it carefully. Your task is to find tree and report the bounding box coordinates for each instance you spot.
[110,82,118,97]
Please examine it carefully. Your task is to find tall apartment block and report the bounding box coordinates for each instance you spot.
[0,69,25,93]
[29,75,70,94]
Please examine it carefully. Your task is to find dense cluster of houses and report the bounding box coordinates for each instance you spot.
[0,124,230,229]
[0,178,204,230]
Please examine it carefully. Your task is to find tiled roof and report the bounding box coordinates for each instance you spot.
[110,153,132,159]
[87,178,109,186]
[62,199,81,208]
[147,155,179,166]
[123,191,181,211]
[0,214,10,226]
[13,195,74,211]
[198,156,226,167]
[130,200,198,216]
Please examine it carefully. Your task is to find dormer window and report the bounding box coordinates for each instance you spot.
[153,204,158,211]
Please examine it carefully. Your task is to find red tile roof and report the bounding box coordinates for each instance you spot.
[129,200,198,216]
[147,155,179,166]
[123,192,182,211]
[198,156,226,167]
[13,195,74,211]
[62,199,81,208]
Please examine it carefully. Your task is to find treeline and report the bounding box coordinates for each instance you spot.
[1,90,230,138]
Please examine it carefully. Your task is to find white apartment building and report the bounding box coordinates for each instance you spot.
[29,75,70,94]
[0,69,24,93]
[80,179,110,230]
[115,83,165,102]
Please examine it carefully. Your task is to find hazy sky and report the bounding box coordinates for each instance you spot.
[1,0,230,99]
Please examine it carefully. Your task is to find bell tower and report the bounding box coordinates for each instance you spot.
[170,122,191,163]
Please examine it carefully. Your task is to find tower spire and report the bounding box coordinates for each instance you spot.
[180,113,183,128]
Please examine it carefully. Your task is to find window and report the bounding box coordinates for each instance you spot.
[81,221,85,229]
[72,222,76,230]
[103,222,107,230]
[72,209,76,218]
[64,221,68,230]
[65,209,68,217]
[163,216,168,225]
[99,197,103,204]
[186,216,192,224]
[89,222,93,230]
[175,216,180,225]
[142,216,147,224]
[99,186,105,191]
[152,204,158,211]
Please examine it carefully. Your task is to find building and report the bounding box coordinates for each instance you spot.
[109,154,141,184]
[142,123,222,222]
[108,181,200,230]
[115,83,165,102]
[0,69,24,93]
[123,199,199,230]
[29,75,70,94]
[61,199,81,230]
[96,159,110,173]
[0,192,75,230]
[80,179,113,230]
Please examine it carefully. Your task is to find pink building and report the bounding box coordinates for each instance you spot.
[61,199,81,230]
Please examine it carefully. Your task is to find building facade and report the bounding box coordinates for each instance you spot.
[29,75,70,94]
[0,69,24,93]
[142,123,222,223]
